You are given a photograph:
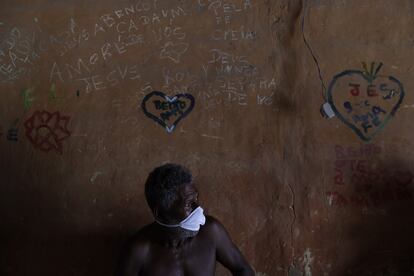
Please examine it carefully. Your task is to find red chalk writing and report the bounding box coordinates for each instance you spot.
[335,144,381,159]
[327,175,413,208]
[330,144,413,208]
[349,82,391,97]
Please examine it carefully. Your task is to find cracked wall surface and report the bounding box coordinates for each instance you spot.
[1,0,414,275]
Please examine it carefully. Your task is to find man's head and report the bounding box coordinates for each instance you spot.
[145,163,199,225]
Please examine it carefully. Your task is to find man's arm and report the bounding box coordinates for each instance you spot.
[115,236,149,276]
[209,217,255,276]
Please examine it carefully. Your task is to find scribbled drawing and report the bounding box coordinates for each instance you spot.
[6,119,19,142]
[111,99,123,109]
[90,171,103,183]
[327,62,404,141]
[159,41,189,63]
[22,88,35,110]
[24,111,71,154]
[141,91,195,133]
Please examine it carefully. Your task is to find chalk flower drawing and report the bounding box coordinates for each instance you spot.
[24,111,71,154]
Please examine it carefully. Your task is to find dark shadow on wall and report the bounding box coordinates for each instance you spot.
[1,207,147,276]
[338,159,414,276]
[0,148,147,276]
[2,232,131,276]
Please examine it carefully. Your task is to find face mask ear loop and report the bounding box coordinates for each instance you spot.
[155,220,181,228]
[153,207,181,228]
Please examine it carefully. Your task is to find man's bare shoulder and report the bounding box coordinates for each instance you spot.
[132,222,158,240]
[122,223,157,255]
[116,224,157,275]
[201,215,229,238]
[203,215,223,228]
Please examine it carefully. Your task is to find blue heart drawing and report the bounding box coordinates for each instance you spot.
[141,91,195,133]
[327,63,405,141]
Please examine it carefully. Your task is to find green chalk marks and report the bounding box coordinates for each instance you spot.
[22,88,35,110]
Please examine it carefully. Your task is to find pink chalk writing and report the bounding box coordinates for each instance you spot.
[330,144,413,207]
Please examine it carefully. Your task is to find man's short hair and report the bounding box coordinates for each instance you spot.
[145,163,192,211]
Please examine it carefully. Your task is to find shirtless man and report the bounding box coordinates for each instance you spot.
[116,163,254,276]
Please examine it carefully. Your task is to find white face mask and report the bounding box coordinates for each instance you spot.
[155,206,206,232]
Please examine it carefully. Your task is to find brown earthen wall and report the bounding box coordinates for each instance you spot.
[1,0,414,275]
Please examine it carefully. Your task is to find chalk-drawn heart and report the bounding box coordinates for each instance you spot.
[141,91,195,133]
[328,62,404,141]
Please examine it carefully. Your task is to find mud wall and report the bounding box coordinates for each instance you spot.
[1,0,414,275]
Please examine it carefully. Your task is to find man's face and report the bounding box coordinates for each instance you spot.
[156,183,200,239]
[168,183,199,224]
[157,183,199,224]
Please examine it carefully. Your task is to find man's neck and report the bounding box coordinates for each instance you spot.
[154,223,192,249]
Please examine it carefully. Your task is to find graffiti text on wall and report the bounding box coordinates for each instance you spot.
[327,144,413,209]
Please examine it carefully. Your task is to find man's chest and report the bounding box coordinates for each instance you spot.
[141,240,216,276]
